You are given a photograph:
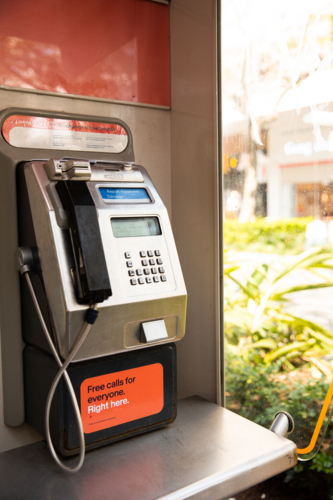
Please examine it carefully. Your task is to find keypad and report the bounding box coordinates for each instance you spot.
[126,250,168,286]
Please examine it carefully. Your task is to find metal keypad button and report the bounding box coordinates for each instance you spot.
[147,250,154,257]
[155,250,161,256]
[138,277,144,284]
[144,268,150,275]
[127,261,133,268]
[136,269,143,276]
[158,267,165,273]
[146,277,152,283]
[128,270,135,276]
[125,252,131,259]
[142,259,148,266]
[149,259,155,266]
[151,267,157,274]
[153,276,159,283]
[140,251,146,257]
[130,278,137,285]
[161,275,167,282]
[156,258,163,265]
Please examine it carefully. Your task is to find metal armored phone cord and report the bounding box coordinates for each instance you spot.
[24,272,98,474]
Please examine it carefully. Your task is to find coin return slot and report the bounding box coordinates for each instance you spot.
[140,319,168,343]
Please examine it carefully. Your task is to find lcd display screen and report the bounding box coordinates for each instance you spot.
[100,188,151,202]
[111,217,161,238]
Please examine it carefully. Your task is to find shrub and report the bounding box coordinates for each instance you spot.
[224,246,333,490]
[226,350,333,493]
[225,350,332,443]
[224,247,333,370]
[224,217,314,255]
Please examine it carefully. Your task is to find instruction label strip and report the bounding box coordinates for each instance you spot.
[2,115,128,153]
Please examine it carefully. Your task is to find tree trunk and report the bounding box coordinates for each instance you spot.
[238,150,257,223]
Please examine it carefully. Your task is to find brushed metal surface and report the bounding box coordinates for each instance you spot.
[0,397,297,500]
[91,165,144,183]
[44,158,145,183]
[170,0,220,406]
[24,161,187,361]
[0,85,171,110]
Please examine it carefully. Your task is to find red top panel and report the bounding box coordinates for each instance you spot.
[0,0,170,107]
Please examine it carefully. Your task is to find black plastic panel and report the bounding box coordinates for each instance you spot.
[24,343,177,456]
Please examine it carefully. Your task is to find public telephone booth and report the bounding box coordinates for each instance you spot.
[0,1,299,499]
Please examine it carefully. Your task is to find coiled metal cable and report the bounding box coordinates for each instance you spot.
[25,272,97,473]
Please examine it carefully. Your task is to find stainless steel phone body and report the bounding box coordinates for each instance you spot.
[24,160,187,362]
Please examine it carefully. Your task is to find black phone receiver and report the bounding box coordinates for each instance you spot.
[56,181,111,304]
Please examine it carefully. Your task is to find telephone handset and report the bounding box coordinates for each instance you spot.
[56,180,111,304]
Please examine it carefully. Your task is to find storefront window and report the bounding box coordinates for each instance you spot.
[222,0,333,464]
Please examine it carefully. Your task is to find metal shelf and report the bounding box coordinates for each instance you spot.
[0,397,297,500]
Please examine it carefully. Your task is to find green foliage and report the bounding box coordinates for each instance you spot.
[225,349,331,431]
[226,350,333,490]
[310,451,333,474]
[224,246,333,370]
[224,217,314,254]
[225,246,333,489]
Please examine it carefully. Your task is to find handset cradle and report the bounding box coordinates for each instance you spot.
[56,180,111,304]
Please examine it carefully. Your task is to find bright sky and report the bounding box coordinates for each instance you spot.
[222,0,333,130]
[222,0,333,49]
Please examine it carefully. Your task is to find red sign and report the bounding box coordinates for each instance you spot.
[80,363,164,434]
[0,0,170,107]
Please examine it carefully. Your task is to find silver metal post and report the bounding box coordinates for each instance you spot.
[270,412,294,437]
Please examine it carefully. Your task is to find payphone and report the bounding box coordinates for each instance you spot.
[0,110,186,473]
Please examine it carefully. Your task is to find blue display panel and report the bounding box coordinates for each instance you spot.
[99,187,150,202]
